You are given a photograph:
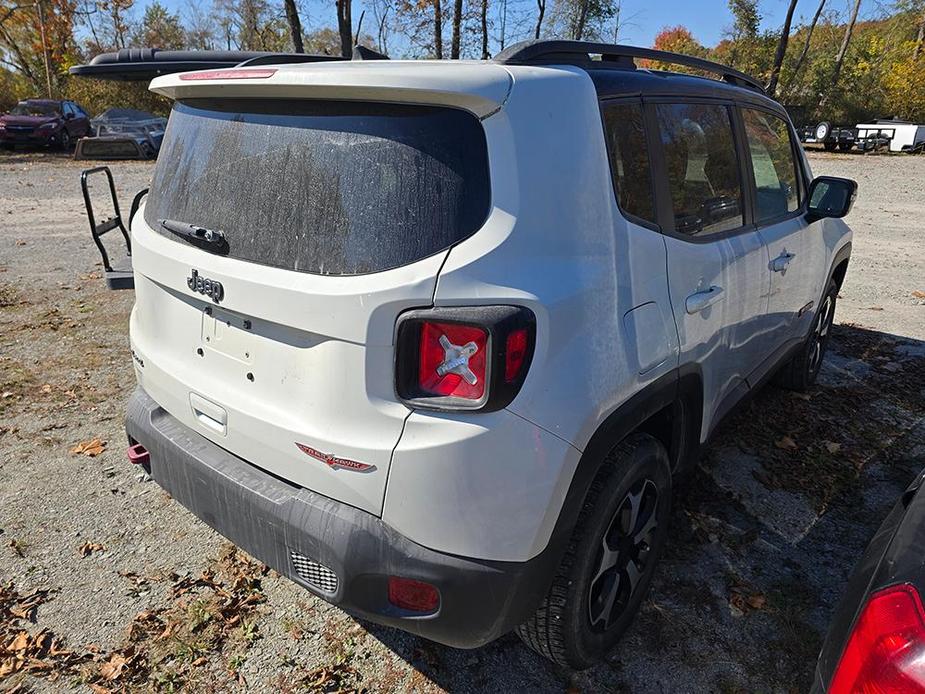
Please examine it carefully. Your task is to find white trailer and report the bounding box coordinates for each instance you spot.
[855,120,925,153]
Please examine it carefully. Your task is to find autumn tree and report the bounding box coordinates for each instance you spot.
[766,0,798,96]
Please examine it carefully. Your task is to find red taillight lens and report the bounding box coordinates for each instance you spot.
[418,321,488,400]
[387,576,439,612]
[504,328,529,383]
[179,68,276,80]
[830,583,925,694]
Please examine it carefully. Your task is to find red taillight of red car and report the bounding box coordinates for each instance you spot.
[830,583,925,694]
[395,306,535,412]
[387,576,440,613]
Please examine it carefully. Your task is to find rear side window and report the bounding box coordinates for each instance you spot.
[742,108,800,222]
[601,102,657,227]
[145,99,491,276]
[655,103,744,237]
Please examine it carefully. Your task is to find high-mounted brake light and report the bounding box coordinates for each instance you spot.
[395,306,535,412]
[179,68,276,81]
[830,583,925,693]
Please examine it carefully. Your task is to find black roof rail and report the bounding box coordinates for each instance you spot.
[494,40,765,93]
[70,48,346,81]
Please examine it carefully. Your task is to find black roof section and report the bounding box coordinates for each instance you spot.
[495,40,766,94]
[70,48,346,81]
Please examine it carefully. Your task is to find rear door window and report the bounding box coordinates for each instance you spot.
[741,108,801,222]
[145,99,491,276]
[655,103,744,237]
[601,101,657,227]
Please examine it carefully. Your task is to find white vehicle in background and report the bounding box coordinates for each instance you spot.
[73,40,858,668]
[855,119,925,153]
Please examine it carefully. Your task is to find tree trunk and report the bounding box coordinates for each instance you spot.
[830,0,862,92]
[433,0,443,58]
[915,6,925,59]
[336,0,352,57]
[766,0,798,97]
[283,0,304,53]
[784,0,826,95]
[451,0,462,58]
[481,0,489,58]
[573,0,588,40]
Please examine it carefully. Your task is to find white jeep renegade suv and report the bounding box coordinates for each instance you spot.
[120,40,856,668]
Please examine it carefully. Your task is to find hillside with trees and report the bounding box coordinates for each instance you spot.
[0,0,923,125]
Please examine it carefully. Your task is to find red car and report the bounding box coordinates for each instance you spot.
[0,98,90,150]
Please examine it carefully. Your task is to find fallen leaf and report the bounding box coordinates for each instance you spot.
[912,290,925,299]
[774,436,798,451]
[78,542,106,557]
[746,593,767,610]
[9,631,30,652]
[825,441,842,455]
[70,438,106,457]
[100,653,127,680]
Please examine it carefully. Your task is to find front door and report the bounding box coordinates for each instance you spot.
[740,107,824,353]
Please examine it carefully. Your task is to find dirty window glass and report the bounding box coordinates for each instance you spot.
[601,102,657,226]
[145,99,491,275]
[656,103,744,237]
[742,108,800,222]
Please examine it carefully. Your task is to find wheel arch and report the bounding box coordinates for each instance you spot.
[545,367,703,556]
[830,242,852,291]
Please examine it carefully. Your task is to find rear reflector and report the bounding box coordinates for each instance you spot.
[504,328,529,383]
[127,443,149,465]
[388,576,440,613]
[830,583,925,693]
[179,68,276,81]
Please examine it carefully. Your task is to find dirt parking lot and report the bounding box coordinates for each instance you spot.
[1,150,923,693]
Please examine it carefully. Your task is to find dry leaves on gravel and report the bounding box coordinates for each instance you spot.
[70,437,106,457]
[78,541,106,557]
[728,585,767,616]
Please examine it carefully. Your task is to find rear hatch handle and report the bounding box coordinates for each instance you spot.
[159,218,228,253]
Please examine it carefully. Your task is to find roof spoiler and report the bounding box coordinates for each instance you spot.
[69,48,348,81]
[494,40,765,93]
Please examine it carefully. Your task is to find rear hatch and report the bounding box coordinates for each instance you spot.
[130,66,503,514]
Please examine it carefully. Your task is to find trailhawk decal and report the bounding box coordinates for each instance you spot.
[295,443,375,472]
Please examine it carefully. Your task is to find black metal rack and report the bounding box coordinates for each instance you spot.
[80,166,141,289]
[494,40,765,93]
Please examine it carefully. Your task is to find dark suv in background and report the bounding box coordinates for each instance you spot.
[0,99,90,150]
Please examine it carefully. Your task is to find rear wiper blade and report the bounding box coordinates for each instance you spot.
[159,218,227,251]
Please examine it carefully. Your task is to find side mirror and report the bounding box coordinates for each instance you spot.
[807,176,857,221]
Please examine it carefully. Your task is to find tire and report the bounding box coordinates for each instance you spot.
[838,142,853,152]
[516,433,672,669]
[774,279,838,391]
[815,121,831,141]
[56,129,71,151]
[823,141,838,152]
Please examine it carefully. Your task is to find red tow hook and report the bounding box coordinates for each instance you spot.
[127,443,150,466]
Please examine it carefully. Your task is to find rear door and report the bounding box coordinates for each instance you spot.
[740,106,823,354]
[130,97,492,515]
[651,100,770,435]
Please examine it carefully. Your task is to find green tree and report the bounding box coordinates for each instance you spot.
[133,1,185,49]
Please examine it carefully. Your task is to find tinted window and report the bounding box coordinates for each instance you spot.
[602,102,657,226]
[656,103,744,237]
[145,99,491,276]
[742,108,800,222]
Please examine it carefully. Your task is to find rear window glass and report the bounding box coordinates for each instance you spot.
[144,99,491,275]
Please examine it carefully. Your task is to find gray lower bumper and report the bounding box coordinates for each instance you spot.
[124,388,559,648]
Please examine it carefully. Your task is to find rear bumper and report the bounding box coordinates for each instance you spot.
[125,387,558,648]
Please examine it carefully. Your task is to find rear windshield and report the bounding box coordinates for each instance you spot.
[145,99,491,275]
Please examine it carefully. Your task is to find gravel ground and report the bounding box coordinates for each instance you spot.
[1,150,923,693]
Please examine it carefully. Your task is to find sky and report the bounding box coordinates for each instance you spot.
[132,0,862,53]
